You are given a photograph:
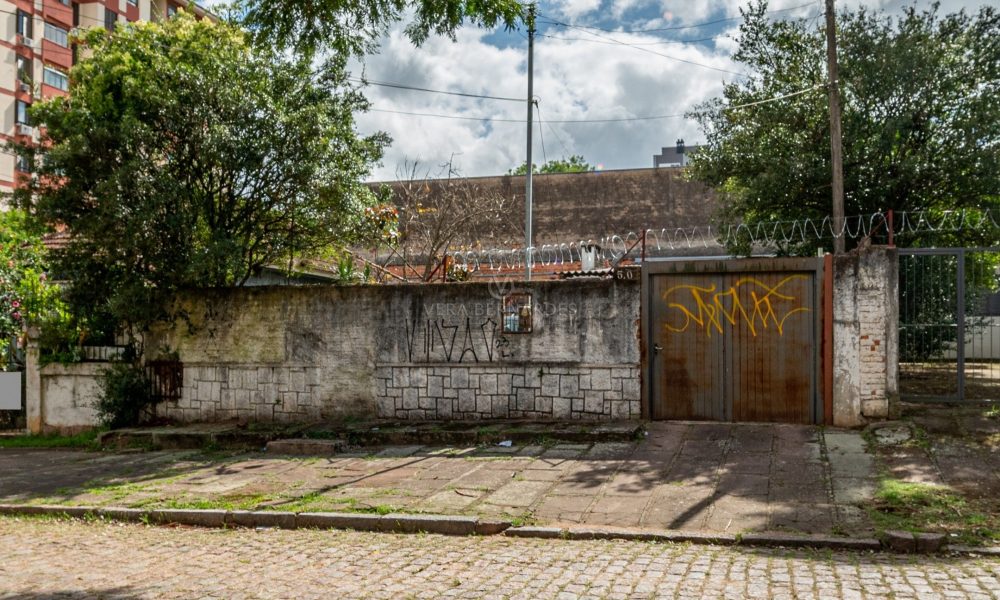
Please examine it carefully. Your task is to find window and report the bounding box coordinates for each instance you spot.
[16,55,32,84]
[16,10,32,39]
[58,0,70,5]
[167,6,177,18]
[44,23,69,47]
[16,100,31,126]
[15,155,31,174]
[105,8,117,31]
[43,66,69,91]
[501,293,533,333]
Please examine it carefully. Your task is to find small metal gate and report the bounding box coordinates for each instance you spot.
[642,258,826,423]
[899,248,1000,402]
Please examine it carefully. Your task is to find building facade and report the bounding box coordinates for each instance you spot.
[0,0,211,193]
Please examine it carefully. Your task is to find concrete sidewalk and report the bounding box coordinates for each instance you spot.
[0,422,878,537]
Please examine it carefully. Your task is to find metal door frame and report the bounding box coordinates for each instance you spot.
[641,257,828,423]
[898,247,1000,403]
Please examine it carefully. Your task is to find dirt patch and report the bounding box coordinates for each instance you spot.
[869,405,1000,545]
[900,362,1000,400]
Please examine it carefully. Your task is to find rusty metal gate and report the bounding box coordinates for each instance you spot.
[642,258,827,423]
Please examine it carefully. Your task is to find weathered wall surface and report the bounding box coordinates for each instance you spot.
[148,279,641,423]
[39,363,103,433]
[833,246,899,426]
[24,331,103,434]
[24,250,899,431]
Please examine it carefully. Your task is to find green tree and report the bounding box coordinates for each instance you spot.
[509,155,594,176]
[0,210,64,364]
[10,14,388,345]
[234,0,524,56]
[688,2,1000,255]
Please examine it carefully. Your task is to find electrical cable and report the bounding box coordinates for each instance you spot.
[535,101,547,165]
[537,17,745,76]
[537,2,819,35]
[367,83,825,124]
[539,105,574,158]
[346,77,522,102]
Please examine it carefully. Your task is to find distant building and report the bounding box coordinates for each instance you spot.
[368,167,723,271]
[0,0,215,195]
[653,139,700,168]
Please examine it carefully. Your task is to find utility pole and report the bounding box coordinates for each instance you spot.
[525,3,535,281]
[825,0,845,254]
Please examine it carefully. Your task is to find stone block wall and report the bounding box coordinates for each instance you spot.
[171,366,324,423]
[144,278,642,424]
[375,365,641,421]
[833,245,899,426]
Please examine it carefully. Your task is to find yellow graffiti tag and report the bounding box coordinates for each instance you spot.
[661,275,811,337]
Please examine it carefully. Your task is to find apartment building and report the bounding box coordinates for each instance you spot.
[0,0,212,192]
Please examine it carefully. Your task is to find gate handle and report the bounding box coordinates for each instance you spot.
[653,343,662,354]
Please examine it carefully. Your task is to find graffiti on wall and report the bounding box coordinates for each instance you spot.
[405,317,513,363]
[662,275,810,337]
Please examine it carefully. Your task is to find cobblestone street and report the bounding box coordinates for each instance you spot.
[1,517,998,600]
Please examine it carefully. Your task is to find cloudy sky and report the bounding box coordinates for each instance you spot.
[215,0,995,180]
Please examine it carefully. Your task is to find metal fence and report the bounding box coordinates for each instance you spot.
[146,359,183,405]
[899,248,1000,402]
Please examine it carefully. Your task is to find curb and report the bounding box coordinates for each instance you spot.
[0,504,509,537]
[504,525,883,552]
[0,504,923,553]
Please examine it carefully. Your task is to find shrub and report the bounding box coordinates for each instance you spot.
[95,362,154,429]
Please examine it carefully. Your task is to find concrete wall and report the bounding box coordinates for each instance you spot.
[833,246,899,426]
[148,279,641,423]
[24,249,900,431]
[25,329,103,434]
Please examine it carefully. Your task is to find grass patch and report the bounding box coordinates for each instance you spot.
[868,479,1000,545]
[162,493,277,511]
[0,430,101,450]
[508,511,536,528]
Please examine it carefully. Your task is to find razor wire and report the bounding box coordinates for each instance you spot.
[444,209,1000,274]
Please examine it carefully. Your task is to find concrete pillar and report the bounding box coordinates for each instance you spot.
[24,326,42,434]
[833,245,898,427]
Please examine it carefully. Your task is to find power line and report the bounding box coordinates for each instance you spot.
[536,32,723,46]
[367,83,825,124]
[366,107,689,123]
[538,2,820,35]
[536,10,823,47]
[538,16,746,76]
[346,77,522,102]
[535,103,547,165]
[539,105,573,158]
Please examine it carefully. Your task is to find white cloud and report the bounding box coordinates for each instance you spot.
[549,0,605,20]
[203,0,991,180]
[353,23,737,179]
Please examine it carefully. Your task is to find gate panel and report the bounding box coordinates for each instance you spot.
[651,273,725,420]
[727,272,815,423]
[899,248,1000,402]
[645,259,821,424]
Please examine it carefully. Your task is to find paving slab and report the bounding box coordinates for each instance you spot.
[825,431,869,455]
[832,477,878,504]
[482,481,550,508]
[0,423,877,539]
[705,495,770,533]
